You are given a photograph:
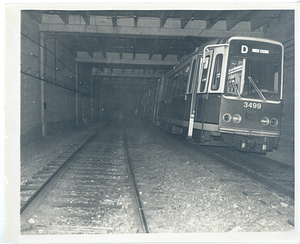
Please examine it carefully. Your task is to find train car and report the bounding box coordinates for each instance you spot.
[150,36,284,154]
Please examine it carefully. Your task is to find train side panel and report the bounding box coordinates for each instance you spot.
[195,94,221,124]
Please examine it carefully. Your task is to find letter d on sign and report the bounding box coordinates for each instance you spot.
[241,45,248,54]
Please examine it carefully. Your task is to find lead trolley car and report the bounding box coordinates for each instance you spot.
[144,36,284,154]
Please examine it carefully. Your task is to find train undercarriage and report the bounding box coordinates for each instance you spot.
[168,122,279,154]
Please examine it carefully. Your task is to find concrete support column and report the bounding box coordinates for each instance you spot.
[91,76,94,122]
[75,62,79,126]
[100,81,103,121]
[39,32,46,137]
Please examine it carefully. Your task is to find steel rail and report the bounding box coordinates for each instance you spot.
[186,140,294,200]
[122,130,149,233]
[206,148,294,199]
[20,130,101,229]
[155,124,295,200]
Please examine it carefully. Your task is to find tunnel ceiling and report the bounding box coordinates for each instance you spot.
[25,10,283,90]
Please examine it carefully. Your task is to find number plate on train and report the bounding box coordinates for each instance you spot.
[244,102,261,109]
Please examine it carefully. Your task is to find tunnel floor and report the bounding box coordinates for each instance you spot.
[20,118,294,234]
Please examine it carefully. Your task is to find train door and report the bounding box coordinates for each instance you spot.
[193,46,226,142]
[186,56,200,139]
[204,46,226,125]
[185,59,196,120]
[196,46,225,136]
[195,50,213,124]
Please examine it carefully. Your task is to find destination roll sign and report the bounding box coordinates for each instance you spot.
[229,39,281,60]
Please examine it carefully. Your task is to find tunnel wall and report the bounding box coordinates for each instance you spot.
[21,11,99,145]
[264,11,294,128]
[21,12,43,144]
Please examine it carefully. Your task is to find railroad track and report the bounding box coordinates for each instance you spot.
[21,124,148,234]
[198,146,295,226]
[152,122,294,202]
[123,121,294,232]
[190,143,294,200]
[21,121,294,233]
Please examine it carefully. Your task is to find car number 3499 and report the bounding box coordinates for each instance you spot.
[244,102,261,109]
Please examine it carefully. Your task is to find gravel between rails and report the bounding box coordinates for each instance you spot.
[124,121,294,233]
[20,120,294,234]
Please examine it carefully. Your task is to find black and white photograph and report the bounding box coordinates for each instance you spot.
[4,2,299,243]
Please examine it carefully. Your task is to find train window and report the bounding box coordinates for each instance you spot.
[211,54,223,91]
[199,56,210,92]
[172,73,178,96]
[226,57,244,95]
[225,55,281,100]
[174,71,181,96]
[188,59,197,93]
[177,64,191,95]
[168,76,174,98]
[162,77,170,99]
[243,60,280,100]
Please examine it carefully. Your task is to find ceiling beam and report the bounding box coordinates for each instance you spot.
[74,35,93,57]
[57,13,69,24]
[161,51,168,61]
[119,48,123,59]
[54,35,77,57]
[180,11,195,29]
[133,38,137,59]
[206,11,228,30]
[40,23,264,38]
[250,10,282,31]
[111,16,117,27]
[177,50,185,61]
[160,11,169,28]
[75,57,179,66]
[226,10,253,30]
[81,11,91,25]
[112,85,152,91]
[134,16,138,27]
[93,37,106,58]
[27,10,43,23]
[92,72,161,79]
[111,11,118,28]
[149,38,159,60]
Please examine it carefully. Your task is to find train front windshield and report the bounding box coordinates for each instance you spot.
[225,40,282,101]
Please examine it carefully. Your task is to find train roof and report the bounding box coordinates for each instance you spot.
[179,36,283,62]
[196,36,283,53]
[159,36,283,82]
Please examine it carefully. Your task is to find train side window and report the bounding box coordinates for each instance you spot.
[172,73,178,96]
[200,56,210,92]
[226,57,244,95]
[211,54,223,91]
[162,77,169,99]
[188,59,197,93]
[172,71,180,97]
[168,76,174,98]
[177,64,190,95]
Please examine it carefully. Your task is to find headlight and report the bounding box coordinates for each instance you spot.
[261,117,269,126]
[223,113,232,122]
[232,114,242,123]
[270,118,278,127]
